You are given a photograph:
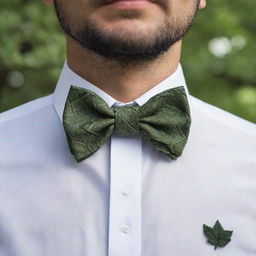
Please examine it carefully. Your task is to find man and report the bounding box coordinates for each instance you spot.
[0,0,255,255]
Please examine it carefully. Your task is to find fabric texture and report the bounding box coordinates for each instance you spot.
[63,85,191,162]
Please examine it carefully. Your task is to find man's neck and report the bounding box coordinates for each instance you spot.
[66,38,182,103]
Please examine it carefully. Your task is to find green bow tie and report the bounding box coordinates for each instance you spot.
[63,85,191,162]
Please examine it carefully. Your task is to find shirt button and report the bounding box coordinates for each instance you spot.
[121,226,130,234]
[122,191,128,196]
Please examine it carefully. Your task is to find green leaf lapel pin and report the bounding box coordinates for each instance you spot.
[203,220,233,250]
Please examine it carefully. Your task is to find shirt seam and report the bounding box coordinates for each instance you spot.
[0,95,53,125]
[190,95,256,138]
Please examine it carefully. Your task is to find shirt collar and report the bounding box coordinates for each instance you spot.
[53,59,191,122]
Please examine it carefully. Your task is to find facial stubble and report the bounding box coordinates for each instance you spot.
[53,0,200,67]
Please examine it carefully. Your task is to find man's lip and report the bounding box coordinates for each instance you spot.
[103,0,154,5]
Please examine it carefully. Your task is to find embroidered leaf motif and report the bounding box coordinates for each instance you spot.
[203,220,233,250]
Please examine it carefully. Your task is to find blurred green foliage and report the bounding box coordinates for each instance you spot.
[0,0,255,122]
[0,0,65,109]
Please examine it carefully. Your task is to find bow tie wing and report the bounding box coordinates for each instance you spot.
[139,86,191,160]
[63,85,115,162]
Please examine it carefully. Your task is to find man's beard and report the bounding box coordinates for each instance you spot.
[53,1,200,67]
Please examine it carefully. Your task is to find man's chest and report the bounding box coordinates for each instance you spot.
[0,158,256,256]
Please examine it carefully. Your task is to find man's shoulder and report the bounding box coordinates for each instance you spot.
[0,94,53,125]
[189,95,256,139]
[0,94,62,164]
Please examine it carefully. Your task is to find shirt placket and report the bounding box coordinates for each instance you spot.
[108,102,142,256]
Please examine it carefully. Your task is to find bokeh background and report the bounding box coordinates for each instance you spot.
[0,0,255,122]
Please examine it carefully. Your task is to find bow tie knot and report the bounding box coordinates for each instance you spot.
[113,105,140,136]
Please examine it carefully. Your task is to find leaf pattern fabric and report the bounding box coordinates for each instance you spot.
[63,85,191,162]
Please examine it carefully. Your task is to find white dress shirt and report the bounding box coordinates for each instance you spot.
[0,60,256,256]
